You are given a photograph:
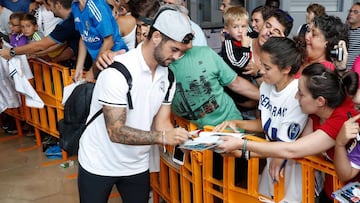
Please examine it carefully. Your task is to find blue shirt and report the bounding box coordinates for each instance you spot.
[72,0,128,61]
[0,0,30,12]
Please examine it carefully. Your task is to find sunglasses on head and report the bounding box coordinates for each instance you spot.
[181,33,194,44]
[138,16,153,26]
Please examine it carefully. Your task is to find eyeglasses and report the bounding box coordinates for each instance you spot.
[181,33,194,44]
[349,9,359,15]
[138,16,153,26]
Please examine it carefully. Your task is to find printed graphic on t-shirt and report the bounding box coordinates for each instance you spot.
[171,72,219,120]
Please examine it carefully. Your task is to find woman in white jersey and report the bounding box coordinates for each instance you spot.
[215,36,308,202]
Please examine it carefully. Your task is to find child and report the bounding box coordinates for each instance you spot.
[20,13,43,43]
[72,0,128,82]
[20,13,63,60]
[9,12,27,47]
[219,6,255,119]
[220,6,251,76]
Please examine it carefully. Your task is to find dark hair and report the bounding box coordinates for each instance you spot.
[45,0,72,9]
[10,12,26,21]
[312,15,349,61]
[307,3,326,17]
[265,0,280,9]
[251,6,273,22]
[21,13,37,25]
[261,37,305,75]
[268,9,293,36]
[229,0,244,7]
[130,0,160,20]
[302,63,358,108]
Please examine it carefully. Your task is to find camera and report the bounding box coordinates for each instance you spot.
[330,47,344,62]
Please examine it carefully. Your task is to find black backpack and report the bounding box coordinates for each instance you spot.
[58,62,174,156]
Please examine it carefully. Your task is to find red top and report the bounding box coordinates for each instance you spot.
[295,60,335,79]
[310,97,359,198]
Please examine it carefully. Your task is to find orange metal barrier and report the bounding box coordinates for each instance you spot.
[4,58,345,202]
[151,115,202,203]
[201,125,344,203]
[25,59,72,149]
[26,58,72,137]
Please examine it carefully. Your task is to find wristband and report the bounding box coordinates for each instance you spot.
[241,139,248,159]
[162,130,166,153]
[244,150,250,160]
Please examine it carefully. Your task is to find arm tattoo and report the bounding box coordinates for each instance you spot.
[103,105,161,145]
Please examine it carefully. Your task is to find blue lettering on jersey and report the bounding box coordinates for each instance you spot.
[271,127,278,140]
[260,95,288,117]
[260,95,272,110]
[287,123,301,140]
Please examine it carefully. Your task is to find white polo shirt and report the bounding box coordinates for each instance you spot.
[78,43,176,176]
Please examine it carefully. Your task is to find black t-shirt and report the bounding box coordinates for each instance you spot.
[49,13,79,54]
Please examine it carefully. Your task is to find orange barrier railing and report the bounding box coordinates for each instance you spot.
[151,120,344,203]
[3,58,345,202]
[151,115,202,203]
[200,126,344,203]
[26,58,72,137]
[25,59,72,149]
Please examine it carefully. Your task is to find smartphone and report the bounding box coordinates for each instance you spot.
[172,145,185,165]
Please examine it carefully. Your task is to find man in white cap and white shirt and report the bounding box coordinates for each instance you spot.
[163,0,208,46]
[77,7,193,203]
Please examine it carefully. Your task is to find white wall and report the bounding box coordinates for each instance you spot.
[282,1,354,37]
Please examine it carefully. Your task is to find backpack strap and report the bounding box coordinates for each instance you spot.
[109,61,134,110]
[84,108,103,128]
[164,69,175,103]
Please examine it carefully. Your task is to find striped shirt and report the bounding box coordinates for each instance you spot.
[347,27,360,70]
[31,32,43,42]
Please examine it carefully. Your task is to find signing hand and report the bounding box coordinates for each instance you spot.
[164,127,190,146]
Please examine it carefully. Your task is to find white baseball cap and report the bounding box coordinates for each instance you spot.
[151,8,193,43]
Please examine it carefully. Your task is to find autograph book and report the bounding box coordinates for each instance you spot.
[332,182,360,203]
[178,131,244,152]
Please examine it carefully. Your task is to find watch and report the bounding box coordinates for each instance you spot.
[9,48,16,57]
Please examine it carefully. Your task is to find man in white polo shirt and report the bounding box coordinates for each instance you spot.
[77,8,193,203]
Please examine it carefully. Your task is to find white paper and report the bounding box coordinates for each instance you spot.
[178,132,244,152]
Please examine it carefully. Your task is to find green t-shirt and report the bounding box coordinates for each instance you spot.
[170,46,243,128]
